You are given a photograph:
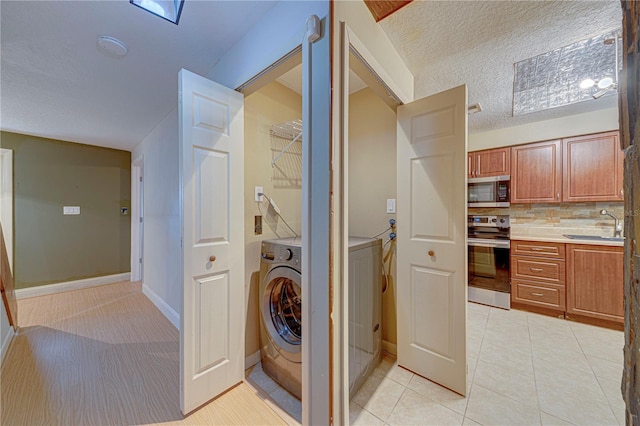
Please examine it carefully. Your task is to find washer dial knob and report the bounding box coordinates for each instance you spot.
[284,248,294,261]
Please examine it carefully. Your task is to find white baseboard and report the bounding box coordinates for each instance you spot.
[245,350,261,369]
[142,283,180,330]
[15,273,131,300]
[382,339,397,356]
[1,326,16,365]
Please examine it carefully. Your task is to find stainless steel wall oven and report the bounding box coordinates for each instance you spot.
[468,215,511,309]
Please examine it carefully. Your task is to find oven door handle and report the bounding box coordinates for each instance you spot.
[468,239,511,249]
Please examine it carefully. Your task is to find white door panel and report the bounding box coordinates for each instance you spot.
[397,85,467,395]
[179,69,244,414]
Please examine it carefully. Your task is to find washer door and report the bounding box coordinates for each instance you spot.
[261,266,302,360]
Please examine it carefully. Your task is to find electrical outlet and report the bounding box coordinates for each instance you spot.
[386,199,396,214]
[255,186,264,202]
[63,206,80,215]
[254,215,263,235]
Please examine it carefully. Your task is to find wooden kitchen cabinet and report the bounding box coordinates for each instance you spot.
[511,240,565,259]
[510,140,562,203]
[566,244,624,324]
[511,240,566,312]
[563,131,624,202]
[510,131,623,204]
[468,147,510,178]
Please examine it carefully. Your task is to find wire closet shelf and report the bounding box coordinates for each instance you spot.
[270,119,302,167]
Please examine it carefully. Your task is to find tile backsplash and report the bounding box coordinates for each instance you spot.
[469,202,624,229]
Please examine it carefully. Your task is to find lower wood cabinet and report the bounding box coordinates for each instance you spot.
[566,244,624,323]
[512,279,565,310]
[511,240,565,313]
[511,240,623,326]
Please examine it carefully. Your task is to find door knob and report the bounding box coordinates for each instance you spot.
[428,250,435,257]
[209,256,216,262]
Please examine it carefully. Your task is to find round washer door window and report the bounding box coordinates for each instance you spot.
[270,277,301,345]
[262,266,302,355]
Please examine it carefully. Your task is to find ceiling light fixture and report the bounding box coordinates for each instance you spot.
[597,77,614,89]
[130,0,184,25]
[593,83,618,99]
[513,29,620,115]
[97,36,128,57]
[579,79,595,89]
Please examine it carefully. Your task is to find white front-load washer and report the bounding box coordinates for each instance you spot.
[259,237,302,399]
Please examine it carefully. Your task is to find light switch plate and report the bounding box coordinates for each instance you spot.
[386,199,396,214]
[63,206,80,215]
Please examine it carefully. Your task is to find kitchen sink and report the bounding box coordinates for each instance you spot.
[563,234,624,242]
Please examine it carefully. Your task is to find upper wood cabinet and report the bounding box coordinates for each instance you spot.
[510,131,623,204]
[511,140,562,203]
[563,131,624,202]
[467,147,510,178]
[566,244,623,324]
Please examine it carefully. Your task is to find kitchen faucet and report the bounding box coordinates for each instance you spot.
[600,209,623,238]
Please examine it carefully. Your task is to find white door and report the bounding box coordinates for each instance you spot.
[179,69,245,414]
[396,85,468,395]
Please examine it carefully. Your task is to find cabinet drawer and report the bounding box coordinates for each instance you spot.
[511,240,565,258]
[512,280,565,309]
[511,256,565,284]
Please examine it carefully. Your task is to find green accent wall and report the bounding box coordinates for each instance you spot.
[1,131,131,289]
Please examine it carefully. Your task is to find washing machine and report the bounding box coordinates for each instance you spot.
[258,236,381,401]
[259,237,303,399]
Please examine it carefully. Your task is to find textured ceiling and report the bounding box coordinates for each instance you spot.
[1,1,624,150]
[379,0,622,133]
[0,0,277,150]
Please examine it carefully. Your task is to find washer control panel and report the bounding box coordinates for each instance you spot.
[261,241,301,266]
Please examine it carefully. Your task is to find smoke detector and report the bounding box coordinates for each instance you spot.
[97,36,128,57]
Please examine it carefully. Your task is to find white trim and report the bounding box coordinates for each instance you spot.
[301,15,332,426]
[331,21,350,426]
[382,340,397,357]
[1,326,16,365]
[245,350,261,370]
[0,148,13,274]
[345,27,411,105]
[131,156,144,282]
[15,273,130,300]
[142,283,179,329]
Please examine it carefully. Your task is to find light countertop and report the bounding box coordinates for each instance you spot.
[510,226,624,247]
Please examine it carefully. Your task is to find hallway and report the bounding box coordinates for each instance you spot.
[1,281,285,425]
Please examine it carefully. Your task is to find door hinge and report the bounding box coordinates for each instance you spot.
[139,217,143,223]
[139,176,143,182]
[139,257,142,263]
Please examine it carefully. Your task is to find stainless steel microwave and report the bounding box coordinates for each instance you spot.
[468,175,510,207]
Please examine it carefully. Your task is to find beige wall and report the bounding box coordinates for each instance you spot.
[1,131,130,289]
[348,88,398,351]
[244,81,302,360]
[469,107,619,151]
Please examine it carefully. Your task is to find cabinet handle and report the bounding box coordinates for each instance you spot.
[209,256,216,262]
[428,250,435,257]
[556,192,560,200]
[529,267,543,272]
[620,189,624,197]
[531,292,544,297]
[530,247,545,251]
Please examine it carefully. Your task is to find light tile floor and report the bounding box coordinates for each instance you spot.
[247,363,303,424]
[250,302,625,425]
